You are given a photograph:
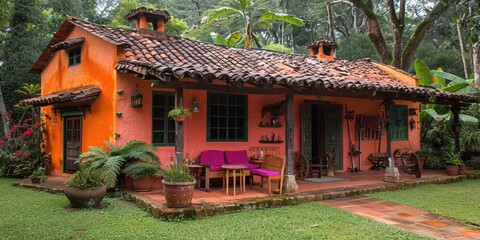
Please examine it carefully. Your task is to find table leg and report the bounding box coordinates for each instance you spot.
[233,169,236,196]
[225,170,229,195]
[243,170,246,193]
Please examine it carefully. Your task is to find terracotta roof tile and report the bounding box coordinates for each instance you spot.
[21,86,101,106]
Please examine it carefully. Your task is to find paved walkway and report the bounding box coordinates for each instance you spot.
[321,196,480,240]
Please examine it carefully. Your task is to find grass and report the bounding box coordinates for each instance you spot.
[0,178,428,239]
[368,179,480,227]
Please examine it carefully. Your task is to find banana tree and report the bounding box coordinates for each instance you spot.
[415,59,479,143]
[210,31,243,46]
[207,0,304,49]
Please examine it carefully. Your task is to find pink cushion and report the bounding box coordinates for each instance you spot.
[225,150,257,170]
[199,150,225,167]
[250,168,280,176]
[209,165,223,171]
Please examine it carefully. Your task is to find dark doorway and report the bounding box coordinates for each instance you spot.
[301,101,343,170]
[63,116,82,173]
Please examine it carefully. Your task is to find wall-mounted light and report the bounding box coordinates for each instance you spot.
[131,83,143,108]
[192,96,199,113]
[409,118,416,130]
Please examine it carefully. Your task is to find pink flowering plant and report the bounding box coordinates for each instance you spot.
[0,84,51,177]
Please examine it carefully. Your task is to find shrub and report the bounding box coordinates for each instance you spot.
[161,162,195,183]
[123,162,160,179]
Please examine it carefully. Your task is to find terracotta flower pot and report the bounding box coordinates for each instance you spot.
[173,116,185,122]
[162,180,196,208]
[132,176,156,192]
[445,165,459,176]
[64,184,107,208]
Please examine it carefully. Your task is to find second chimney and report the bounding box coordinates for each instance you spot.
[126,7,171,33]
[307,38,338,61]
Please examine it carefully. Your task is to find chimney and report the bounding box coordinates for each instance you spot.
[307,38,338,61]
[126,7,170,33]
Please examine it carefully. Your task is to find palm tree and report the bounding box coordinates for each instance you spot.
[77,140,159,187]
[207,0,304,49]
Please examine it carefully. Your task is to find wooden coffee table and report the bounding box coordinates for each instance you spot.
[222,165,247,196]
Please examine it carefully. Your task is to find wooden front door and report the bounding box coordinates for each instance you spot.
[301,101,343,170]
[63,116,82,173]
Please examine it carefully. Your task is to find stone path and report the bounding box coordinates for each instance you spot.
[321,196,480,240]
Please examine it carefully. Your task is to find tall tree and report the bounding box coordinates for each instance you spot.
[0,0,46,111]
[349,0,458,70]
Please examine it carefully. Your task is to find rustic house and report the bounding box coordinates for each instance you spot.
[23,8,477,191]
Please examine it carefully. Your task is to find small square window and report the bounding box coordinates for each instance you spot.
[68,47,81,66]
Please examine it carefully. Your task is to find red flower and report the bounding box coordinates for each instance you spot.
[24,152,31,157]
[22,129,34,137]
[13,151,22,158]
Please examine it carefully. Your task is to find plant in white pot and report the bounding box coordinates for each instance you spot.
[161,162,195,208]
[168,107,192,122]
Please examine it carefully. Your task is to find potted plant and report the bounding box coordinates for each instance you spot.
[464,132,480,154]
[79,140,159,189]
[161,162,196,208]
[64,163,106,208]
[29,167,47,183]
[123,162,161,192]
[168,107,192,122]
[444,152,462,176]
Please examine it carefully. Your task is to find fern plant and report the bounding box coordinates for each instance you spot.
[77,140,159,187]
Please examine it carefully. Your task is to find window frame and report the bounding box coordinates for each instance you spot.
[152,91,175,146]
[207,92,248,142]
[389,104,408,141]
[68,46,82,67]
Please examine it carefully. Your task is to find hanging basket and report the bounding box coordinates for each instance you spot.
[173,116,185,122]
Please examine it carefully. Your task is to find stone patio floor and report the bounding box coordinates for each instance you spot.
[321,196,480,240]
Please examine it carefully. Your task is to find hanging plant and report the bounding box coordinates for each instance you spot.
[168,107,192,122]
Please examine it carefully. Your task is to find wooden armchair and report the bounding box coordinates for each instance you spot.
[198,150,226,191]
[249,155,286,195]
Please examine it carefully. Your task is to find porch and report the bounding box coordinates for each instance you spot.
[17,170,472,219]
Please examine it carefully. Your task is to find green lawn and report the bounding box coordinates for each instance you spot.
[369,179,480,227]
[0,178,427,239]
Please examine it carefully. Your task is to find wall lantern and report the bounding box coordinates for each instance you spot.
[131,92,143,108]
[409,118,416,130]
[192,96,200,113]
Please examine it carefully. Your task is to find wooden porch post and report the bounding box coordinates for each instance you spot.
[383,100,402,182]
[175,87,184,166]
[283,93,298,194]
[451,106,461,154]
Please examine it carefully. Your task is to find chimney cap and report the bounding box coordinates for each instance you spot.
[126,7,171,23]
[307,38,338,49]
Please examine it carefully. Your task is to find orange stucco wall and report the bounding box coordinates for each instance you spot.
[41,27,118,176]
[116,74,421,171]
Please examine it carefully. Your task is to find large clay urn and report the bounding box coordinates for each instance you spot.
[162,180,196,208]
[64,184,107,208]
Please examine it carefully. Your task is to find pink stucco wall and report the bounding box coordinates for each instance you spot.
[115,74,421,171]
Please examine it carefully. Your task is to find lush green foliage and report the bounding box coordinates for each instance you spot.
[161,162,195,183]
[167,107,192,118]
[443,151,463,166]
[65,163,103,189]
[0,178,426,239]
[369,179,480,227]
[123,162,160,179]
[79,140,159,187]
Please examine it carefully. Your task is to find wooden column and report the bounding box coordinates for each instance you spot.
[451,106,461,154]
[284,93,298,193]
[383,100,402,182]
[175,87,184,166]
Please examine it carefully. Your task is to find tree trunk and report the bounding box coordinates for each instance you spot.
[401,0,455,71]
[474,42,480,87]
[349,0,392,64]
[0,86,10,135]
[387,0,405,68]
[326,1,336,42]
[457,22,469,79]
